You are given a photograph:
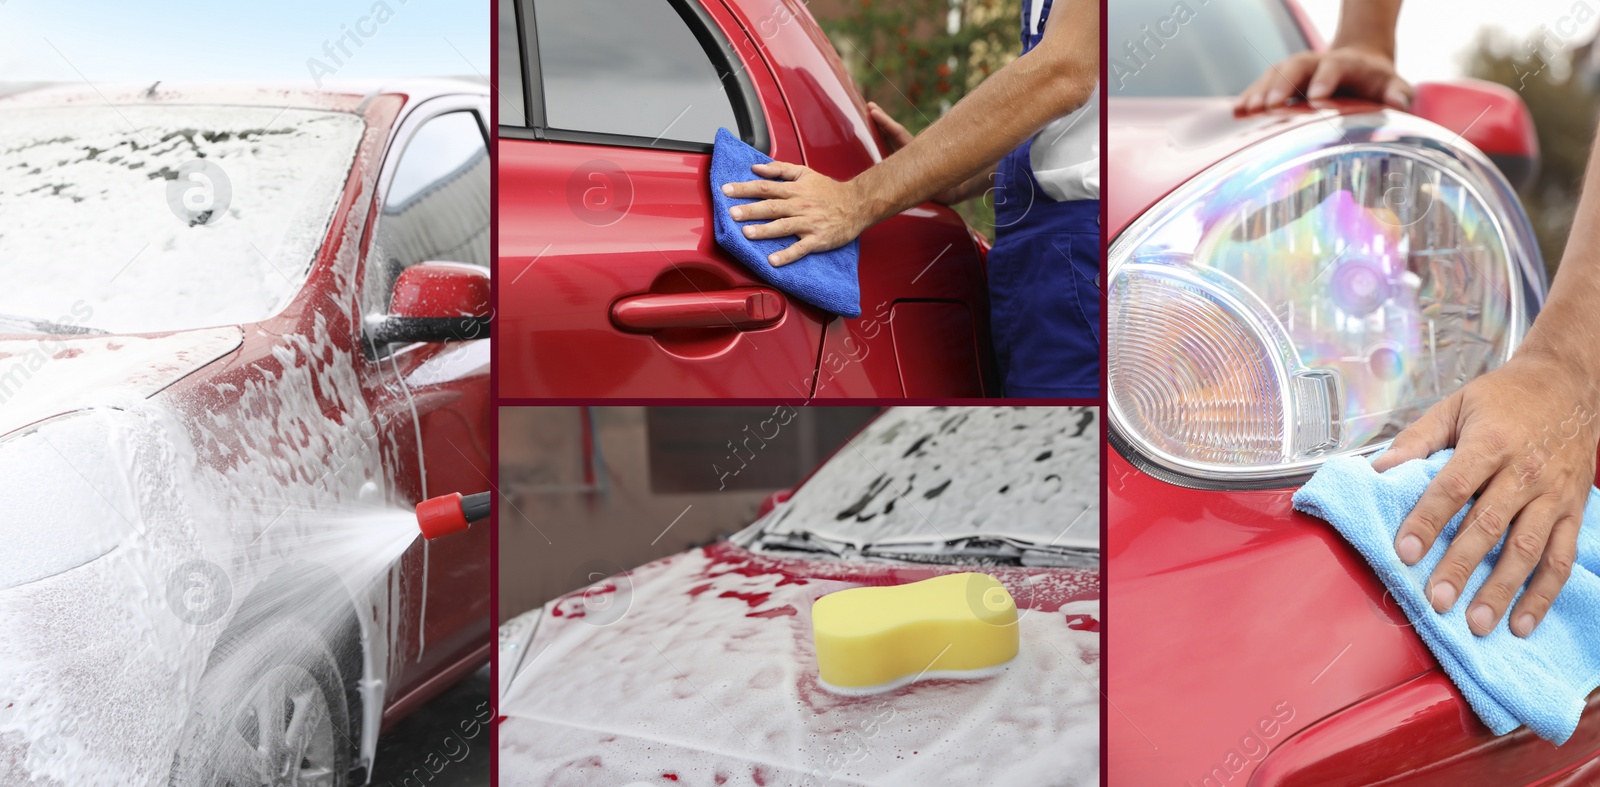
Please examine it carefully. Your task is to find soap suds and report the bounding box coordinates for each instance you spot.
[0,395,419,786]
[758,407,1100,552]
[0,105,364,334]
[501,543,1100,786]
[0,92,440,786]
[502,407,1101,785]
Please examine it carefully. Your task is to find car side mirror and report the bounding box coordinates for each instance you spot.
[368,262,491,346]
[1409,80,1539,192]
[756,488,792,518]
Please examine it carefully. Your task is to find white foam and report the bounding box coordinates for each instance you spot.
[816,659,1018,697]
[500,547,1100,786]
[0,105,364,334]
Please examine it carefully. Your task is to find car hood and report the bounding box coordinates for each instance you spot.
[0,327,242,438]
[1107,97,1388,237]
[1107,449,1600,785]
[499,541,1101,786]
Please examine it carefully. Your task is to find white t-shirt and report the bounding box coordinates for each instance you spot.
[1025,0,1099,202]
[1030,83,1099,201]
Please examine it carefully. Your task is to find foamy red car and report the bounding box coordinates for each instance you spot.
[499,407,1101,784]
[1107,1,1600,784]
[496,0,998,398]
[0,81,490,785]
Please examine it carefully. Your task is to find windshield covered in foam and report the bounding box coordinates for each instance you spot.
[750,406,1100,557]
[0,104,365,335]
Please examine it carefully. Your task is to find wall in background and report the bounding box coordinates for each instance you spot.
[497,406,881,622]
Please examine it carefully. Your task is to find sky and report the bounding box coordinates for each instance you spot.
[1299,0,1600,84]
[0,0,489,83]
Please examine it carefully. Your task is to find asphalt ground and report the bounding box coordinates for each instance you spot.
[366,665,491,787]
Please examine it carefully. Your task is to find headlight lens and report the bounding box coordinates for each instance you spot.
[0,412,138,590]
[1109,113,1544,484]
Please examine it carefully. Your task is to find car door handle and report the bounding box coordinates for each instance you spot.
[611,287,786,332]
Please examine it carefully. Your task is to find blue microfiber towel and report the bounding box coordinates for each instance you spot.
[1293,449,1600,744]
[708,127,861,318]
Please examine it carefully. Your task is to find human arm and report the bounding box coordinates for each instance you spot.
[722,0,1098,266]
[866,101,998,206]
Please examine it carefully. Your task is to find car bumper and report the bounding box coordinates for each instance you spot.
[0,548,211,787]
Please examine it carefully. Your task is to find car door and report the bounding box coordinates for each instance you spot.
[708,0,999,398]
[356,96,493,706]
[497,0,828,398]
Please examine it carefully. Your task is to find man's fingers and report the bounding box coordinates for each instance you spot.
[1424,473,1522,613]
[1394,441,1499,568]
[1374,394,1461,473]
[1237,65,1287,112]
[1509,509,1581,637]
[1384,78,1414,110]
[1305,57,1347,100]
[1264,54,1317,107]
[742,216,805,241]
[723,179,792,201]
[730,198,796,222]
[1466,496,1558,635]
[867,104,914,149]
[751,161,806,181]
[768,236,819,267]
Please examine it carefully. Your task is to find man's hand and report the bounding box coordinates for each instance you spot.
[1236,0,1408,113]
[868,101,915,153]
[721,162,872,267]
[720,0,1097,266]
[1373,349,1600,638]
[1235,46,1412,113]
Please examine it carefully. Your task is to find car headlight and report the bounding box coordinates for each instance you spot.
[1109,113,1545,486]
[0,411,140,590]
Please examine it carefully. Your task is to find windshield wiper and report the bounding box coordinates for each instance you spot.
[0,312,105,336]
[751,528,1097,569]
[860,536,1098,568]
[751,529,852,558]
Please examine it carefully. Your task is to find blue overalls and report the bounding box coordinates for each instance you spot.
[987,0,1100,399]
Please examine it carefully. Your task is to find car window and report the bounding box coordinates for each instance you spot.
[753,407,1101,555]
[498,0,527,126]
[363,110,490,354]
[530,0,738,144]
[0,105,363,335]
[1109,0,1308,98]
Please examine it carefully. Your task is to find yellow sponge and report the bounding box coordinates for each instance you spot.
[811,572,1019,691]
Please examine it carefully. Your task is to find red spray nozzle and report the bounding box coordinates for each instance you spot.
[416,491,491,540]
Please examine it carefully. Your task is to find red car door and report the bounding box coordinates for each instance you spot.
[354,95,493,710]
[715,0,1000,398]
[498,0,825,398]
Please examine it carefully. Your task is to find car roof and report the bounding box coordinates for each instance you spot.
[0,78,487,112]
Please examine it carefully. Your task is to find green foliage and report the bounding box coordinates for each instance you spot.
[1464,30,1598,280]
[816,0,1025,237]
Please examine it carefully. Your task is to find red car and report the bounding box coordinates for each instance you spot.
[0,81,491,786]
[499,406,1101,785]
[1106,1,1600,784]
[495,0,998,398]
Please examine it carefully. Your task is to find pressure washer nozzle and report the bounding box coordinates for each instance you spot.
[416,491,491,540]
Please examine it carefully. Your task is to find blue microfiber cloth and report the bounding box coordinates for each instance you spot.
[1293,449,1600,744]
[708,127,861,318]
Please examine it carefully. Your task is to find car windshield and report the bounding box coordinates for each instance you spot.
[1109,0,1308,98]
[0,104,365,335]
[745,407,1100,567]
